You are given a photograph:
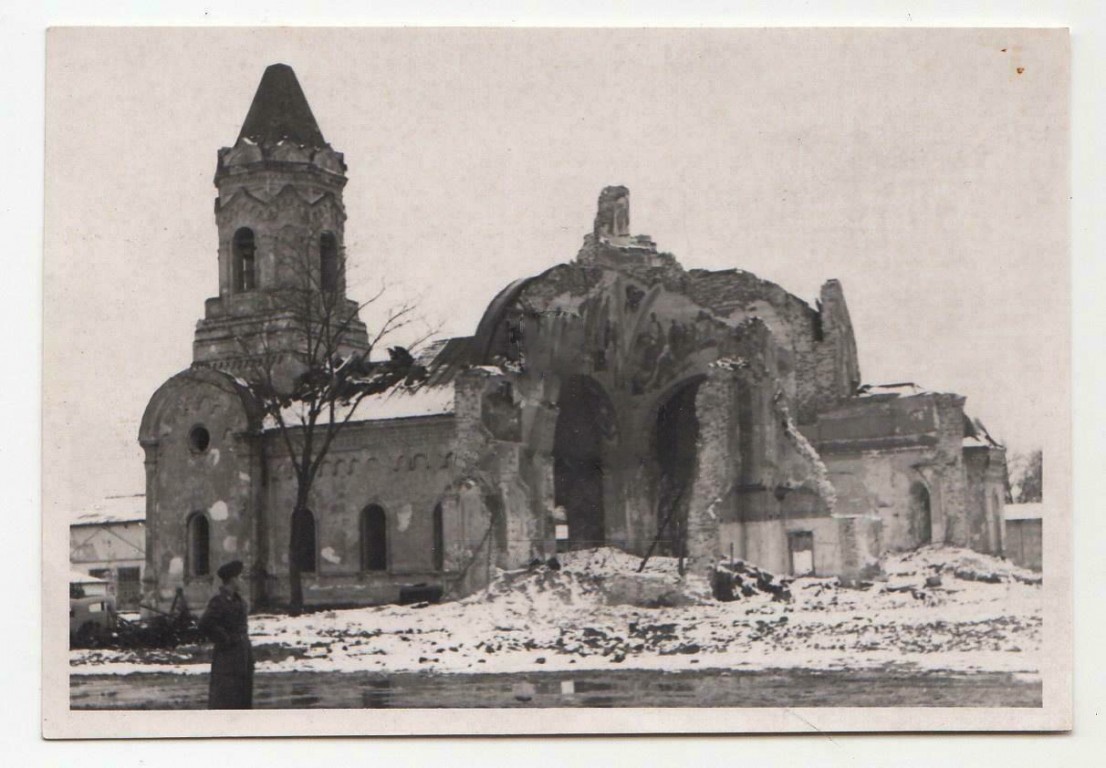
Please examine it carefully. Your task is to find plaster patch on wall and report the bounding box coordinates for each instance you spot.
[209,500,229,521]
[209,448,221,466]
[238,472,250,482]
[168,556,184,575]
[223,535,238,553]
[321,546,341,564]
[397,503,413,532]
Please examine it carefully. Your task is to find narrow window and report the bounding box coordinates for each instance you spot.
[787,531,815,576]
[187,513,210,577]
[320,232,338,292]
[291,508,317,573]
[360,505,387,572]
[432,502,445,571]
[233,227,257,292]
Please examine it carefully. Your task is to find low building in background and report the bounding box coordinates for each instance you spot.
[69,494,146,610]
[1005,501,1043,572]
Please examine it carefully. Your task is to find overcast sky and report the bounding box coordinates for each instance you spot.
[43,27,1068,514]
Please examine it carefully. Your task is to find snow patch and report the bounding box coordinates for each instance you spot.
[70,494,145,526]
[168,557,183,576]
[321,547,341,565]
[396,504,413,532]
[208,449,220,466]
[208,500,229,521]
[222,536,237,553]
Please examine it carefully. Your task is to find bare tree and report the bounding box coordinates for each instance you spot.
[238,242,428,614]
[1016,449,1043,504]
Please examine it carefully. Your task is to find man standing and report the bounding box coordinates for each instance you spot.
[199,560,255,709]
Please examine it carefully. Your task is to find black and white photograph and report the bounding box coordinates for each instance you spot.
[42,26,1071,736]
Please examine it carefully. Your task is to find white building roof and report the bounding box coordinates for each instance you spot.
[1005,501,1045,521]
[70,494,146,526]
[70,569,109,584]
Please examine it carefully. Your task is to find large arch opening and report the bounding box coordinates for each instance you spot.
[653,379,702,557]
[553,376,616,551]
[909,482,932,547]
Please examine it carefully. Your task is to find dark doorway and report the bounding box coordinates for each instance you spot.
[360,505,387,572]
[909,482,932,546]
[116,566,142,610]
[553,376,615,551]
[291,508,317,573]
[653,379,702,557]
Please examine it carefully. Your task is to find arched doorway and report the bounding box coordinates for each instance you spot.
[553,376,616,550]
[653,379,702,557]
[360,505,387,572]
[909,482,932,547]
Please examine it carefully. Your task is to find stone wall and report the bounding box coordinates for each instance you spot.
[261,415,456,607]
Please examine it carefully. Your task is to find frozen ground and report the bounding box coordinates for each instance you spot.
[70,546,1042,679]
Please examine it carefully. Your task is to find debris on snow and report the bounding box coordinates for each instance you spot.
[70,546,1041,679]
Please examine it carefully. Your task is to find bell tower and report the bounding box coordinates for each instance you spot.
[193,63,370,372]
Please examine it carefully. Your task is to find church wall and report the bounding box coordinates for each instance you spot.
[261,416,456,607]
[963,446,1008,555]
[804,392,993,558]
[741,517,846,576]
[140,371,262,614]
[821,448,941,552]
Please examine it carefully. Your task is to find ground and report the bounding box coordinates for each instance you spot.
[70,546,1042,708]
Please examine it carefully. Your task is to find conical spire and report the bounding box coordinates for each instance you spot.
[237,64,327,147]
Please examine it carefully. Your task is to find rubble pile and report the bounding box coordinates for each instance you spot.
[885,545,1043,587]
[710,559,793,603]
[468,547,711,611]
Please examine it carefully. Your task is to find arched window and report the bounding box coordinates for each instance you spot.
[360,505,387,572]
[187,513,210,577]
[432,502,445,571]
[291,508,317,573]
[233,227,257,292]
[320,232,338,293]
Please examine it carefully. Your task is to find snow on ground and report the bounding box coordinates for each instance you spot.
[70,546,1042,678]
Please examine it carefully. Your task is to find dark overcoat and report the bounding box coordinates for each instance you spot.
[198,587,255,709]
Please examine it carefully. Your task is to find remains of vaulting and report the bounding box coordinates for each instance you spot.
[455,185,865,583]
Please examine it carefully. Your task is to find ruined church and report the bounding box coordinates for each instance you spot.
[140,65,1008,612]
